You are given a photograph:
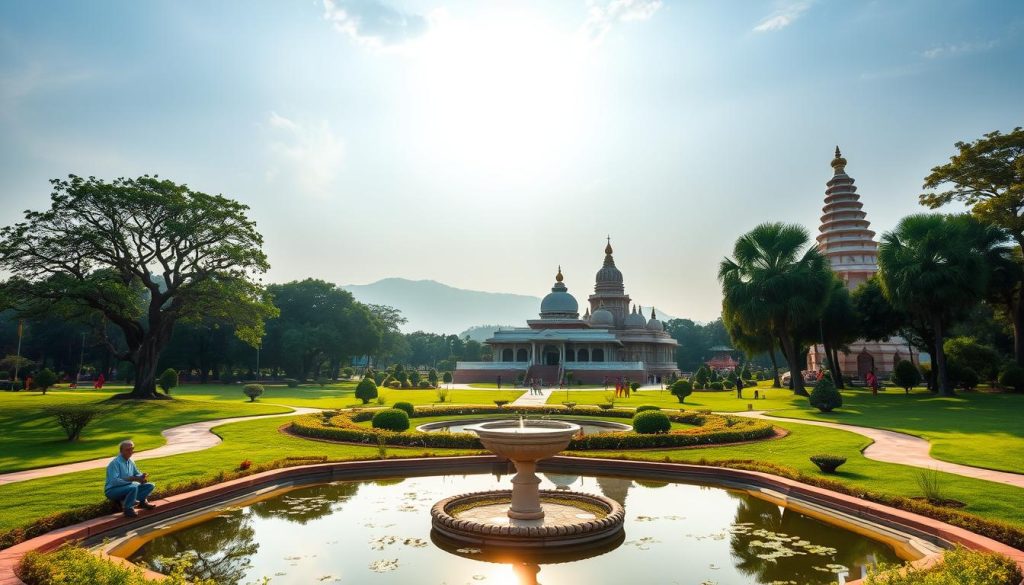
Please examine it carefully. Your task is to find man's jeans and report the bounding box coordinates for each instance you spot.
[106,482,155,511]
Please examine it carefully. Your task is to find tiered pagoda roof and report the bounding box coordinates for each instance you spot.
[816,147,879,284]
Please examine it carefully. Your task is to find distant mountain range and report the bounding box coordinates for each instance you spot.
[343,278,679,337]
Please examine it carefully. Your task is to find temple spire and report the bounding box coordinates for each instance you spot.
[831,145,847,174]
[555,265,563,283]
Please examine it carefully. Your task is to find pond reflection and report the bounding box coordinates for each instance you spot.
[127,473,905,585]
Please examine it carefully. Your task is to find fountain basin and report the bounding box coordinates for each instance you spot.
[466,419,581,462]
[416,417,632,436]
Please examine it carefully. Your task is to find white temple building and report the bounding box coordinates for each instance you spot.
[807,147,920,379]
[453,240,680,385]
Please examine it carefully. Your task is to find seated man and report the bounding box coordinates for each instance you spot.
[105,440,156,517]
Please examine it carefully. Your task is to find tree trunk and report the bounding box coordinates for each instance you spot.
[932,314,954,397]
[128,337,165,399]
[1014,294,1024,366]
[778,334,807,396]
[829,346,845,389]
[768,343,781,388]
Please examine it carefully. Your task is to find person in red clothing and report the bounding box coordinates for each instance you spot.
[94,372,106,389]
[866,370,878,396]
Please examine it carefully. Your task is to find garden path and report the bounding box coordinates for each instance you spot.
[0,405,319,486]
[732,410,1024,488]
[510,387,555,406]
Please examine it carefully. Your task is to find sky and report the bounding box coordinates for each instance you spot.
[1,0,1022,322]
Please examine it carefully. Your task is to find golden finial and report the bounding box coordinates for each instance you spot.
[605,236,613,255]
[556,265,563,282]
[651,307,657,319]
[831,145,847,173]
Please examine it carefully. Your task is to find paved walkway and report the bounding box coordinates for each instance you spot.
[0,405,319,486]
[510,387,555,406]
[732,411,1024,488]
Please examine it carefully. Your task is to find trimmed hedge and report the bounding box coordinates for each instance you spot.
[635,405,661,412]
[392,401,415,416]
[289,405,776,451]
[809,454,847,473]
[865,545,1022,585]
[372,409,410,432]
[633,410,671,434]
[17,544,210,585]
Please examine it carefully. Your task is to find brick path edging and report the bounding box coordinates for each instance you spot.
[1,455,1022,585]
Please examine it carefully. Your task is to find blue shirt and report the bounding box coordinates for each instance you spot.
[105,455,142,494]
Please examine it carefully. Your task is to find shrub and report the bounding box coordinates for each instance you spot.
[158,368,178,395]
[17,544,216,585]
[494,400,509,407]
[341,367,354,378]
[393,401,415,416]
[220,368,235,384]
[418,380,431,388]
[944,336,1001,381]
[34,368,58,394]
[917,468,944,504]
[947,363,979,391]
[285,378,300,388]
[632,410,671,434]
[562,402,577,409]
[387,380,401,389]
[998,364,1024,392]
[755,371,764,381]
[809,378,842,412]
[635,405,661,412]
[809,454,847,474]
[693,366,708,387]
[442,371,453,384]
[316,377,329,387]
[239,459,252,471]
[355,377,378,404]
[892,360,921,394]
[865,545,1022,585]
[597,403,614,410]
[708,381,724,391]
[243,384,264,402]
[371,408,410,432]
[409,370,421,385]
[373,372,387,385]
[630,381,640,392]
[45,405,101,441]
[670,379,693,403]
[723,380,735,390]
[436,388,449,402]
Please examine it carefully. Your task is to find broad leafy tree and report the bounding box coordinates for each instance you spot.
[0,175,275,398]
[920,127,1024,363]
[719,223,832,396]
[817,277,861,388]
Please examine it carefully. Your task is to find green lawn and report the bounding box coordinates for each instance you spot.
[0,415,479,532]
[767,388,1024,474]
[469,382,604,389]
[174,382,525,409]
[546,383,803,412]
[0,391,290,474]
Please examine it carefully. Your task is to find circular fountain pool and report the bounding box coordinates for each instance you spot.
[416,417,632,435]
[106,472,925,585]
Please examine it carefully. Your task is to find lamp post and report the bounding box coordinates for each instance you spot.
[75,332,86,388]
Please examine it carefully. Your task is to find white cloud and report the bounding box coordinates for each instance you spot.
[322,0,428,49]
[921,40,997,59]
[753,1,811,32]
[579,0,663,45]
[265,112,345,197]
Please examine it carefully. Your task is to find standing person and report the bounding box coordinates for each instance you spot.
[94,372,106,389]
[497,375,502,390]
[867,370,879,396]
[736,376,744,399]
[624,380,631,398]
[105,440,156,518]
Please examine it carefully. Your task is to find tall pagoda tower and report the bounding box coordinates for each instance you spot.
[818,147,878,290]
[808,147,918,379]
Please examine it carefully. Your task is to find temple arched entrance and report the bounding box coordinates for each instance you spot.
[543,345,560,366]
[857,351,875,381]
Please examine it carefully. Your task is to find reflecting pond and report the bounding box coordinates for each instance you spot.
[126,473,905,585]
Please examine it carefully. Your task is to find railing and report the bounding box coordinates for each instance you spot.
[561,361,644,370]
[455,361,529,370]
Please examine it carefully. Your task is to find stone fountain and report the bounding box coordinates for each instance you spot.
[430,418,625,548]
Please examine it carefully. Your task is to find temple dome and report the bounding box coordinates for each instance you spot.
[595,238,625,295]
[539,267,579,319]
[590,304,615,327]
[647,307,664,332]
[624,305,647,329]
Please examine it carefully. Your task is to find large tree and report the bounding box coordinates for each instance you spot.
[0,175,275,398]
[719,223,832,396]
[878,214,1001,395]
[816,277,860,388]
[920,127,1024,363]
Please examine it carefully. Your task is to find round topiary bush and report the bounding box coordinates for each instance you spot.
[809,378,843,412]
[243,384,264,402]
[632,410,671,434]
[418,380,431,388]
[158,368,178,395]
[723,380,735,390]
[392,401,415,416]
[670,379,693,403]
[708,381,724,391]
[635,405,661,412]
[998,364,1024,393]
[892,360,922,394]
[356,377,379,404]
[809,454,847,474]
[371,408,410,432]
[285,378,300,388]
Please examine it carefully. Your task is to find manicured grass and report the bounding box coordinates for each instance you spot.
[546,383,804,412]
[575,418,1024,529]
[0,391,289,474]
[0,414,479,532]
[173,382,525,409]
[767,388,1024,474]
[469,382,604,389]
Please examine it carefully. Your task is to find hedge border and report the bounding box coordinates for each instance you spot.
[289,405,776,450]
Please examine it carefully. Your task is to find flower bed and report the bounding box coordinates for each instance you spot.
[289,405,776,450]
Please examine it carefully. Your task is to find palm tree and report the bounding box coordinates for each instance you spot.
[719,223,832,396]
[878,214,1004,396]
